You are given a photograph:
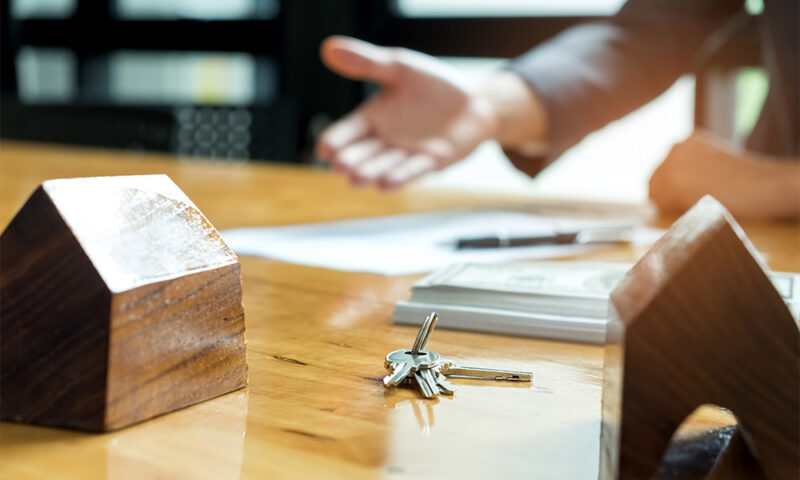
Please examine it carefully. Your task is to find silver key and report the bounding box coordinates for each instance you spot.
[414,370,438,398]
[383,362,413,387]
[439,362,532,382]
[434,371,455,395]
[411,312,438,355]
[383,349,441,387]
[422,368,442,398]
[383,311,533,398]
[384,349,441,370]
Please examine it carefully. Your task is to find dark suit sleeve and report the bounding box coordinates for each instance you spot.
[505,0,744,175]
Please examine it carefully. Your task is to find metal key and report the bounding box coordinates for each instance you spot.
[383,362,413,387]
[422,368,444,398]
[414,370,438,398]
[384,311,442,388]
[433,370,455,395]
[439,362,532,382]
[383,349,441,386]
[411,312,438,355]
[383,311,532,398]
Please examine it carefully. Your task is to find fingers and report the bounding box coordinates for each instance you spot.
[350,148,406,187]
[320,36,396,85]
[331,143,439,191]
[332,138,384,173]
[315,109,370,160]
[380,153,438,190]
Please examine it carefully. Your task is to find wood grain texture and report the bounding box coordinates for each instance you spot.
[1,172,247,431]
[601,196,799,480]
[106,262,246,430]
[1,142,798,479]
[1,186,111,431]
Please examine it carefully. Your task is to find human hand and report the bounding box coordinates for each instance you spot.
[316,36,498,190]
[649,131,800,219]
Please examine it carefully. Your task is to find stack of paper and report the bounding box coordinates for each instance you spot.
[394,262,800,344]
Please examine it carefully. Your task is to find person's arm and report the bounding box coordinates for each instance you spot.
[315,0,745,189]
[315,37,547,190]
[649,131,800,220]
[504,0,745,175]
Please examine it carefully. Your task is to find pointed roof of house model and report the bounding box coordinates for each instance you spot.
[40,174,237,292]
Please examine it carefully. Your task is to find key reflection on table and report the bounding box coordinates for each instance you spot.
[385,396,442,435]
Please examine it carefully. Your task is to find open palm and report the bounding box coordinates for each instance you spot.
[316,36,496,189]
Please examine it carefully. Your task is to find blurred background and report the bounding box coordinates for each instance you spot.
[0,0,768,203]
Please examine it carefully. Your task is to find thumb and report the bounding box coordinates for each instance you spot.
[320,36,396,84]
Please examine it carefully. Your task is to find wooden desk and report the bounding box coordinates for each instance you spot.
[1,142,798,479]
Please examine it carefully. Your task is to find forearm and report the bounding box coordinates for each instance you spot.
[502,0,742,161]
[474,71,553,177]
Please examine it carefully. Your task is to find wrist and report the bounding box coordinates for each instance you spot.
[477,71,549,153]
[469,92,501,145]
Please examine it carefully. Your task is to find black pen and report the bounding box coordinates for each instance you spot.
[454,227,635,249]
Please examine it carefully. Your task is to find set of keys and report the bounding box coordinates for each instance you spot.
[383,312,532,398]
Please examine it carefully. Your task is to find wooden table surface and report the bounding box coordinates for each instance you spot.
[1,141,798,479]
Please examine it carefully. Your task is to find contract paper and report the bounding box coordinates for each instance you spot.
[221,210,664,276]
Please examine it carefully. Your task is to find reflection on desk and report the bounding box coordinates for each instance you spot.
[108,392,248,480]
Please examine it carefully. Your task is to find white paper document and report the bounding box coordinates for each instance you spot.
[221,210,663,275]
